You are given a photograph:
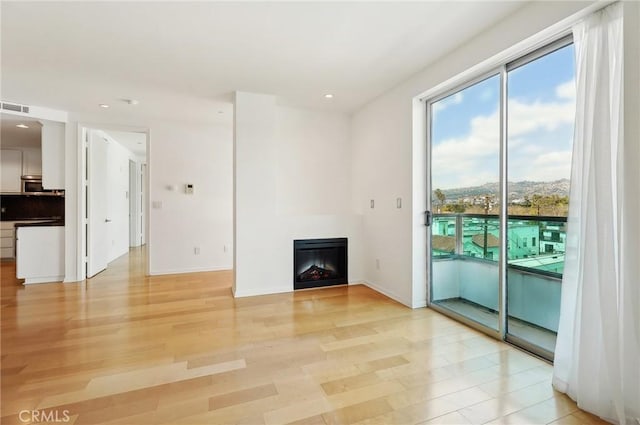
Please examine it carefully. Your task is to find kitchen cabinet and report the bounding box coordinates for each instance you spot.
[41,120,65,190]
[16,225,64,284]
[1,149,23,192]
[1,222,17,259]
[22,148,42,176]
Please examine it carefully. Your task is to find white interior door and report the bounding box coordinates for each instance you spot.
[87,130,109,277]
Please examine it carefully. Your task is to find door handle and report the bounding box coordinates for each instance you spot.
[424,211,432,227]
[105,219,112,223]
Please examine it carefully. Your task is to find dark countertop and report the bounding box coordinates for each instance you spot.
[1,192,65,197]
[14,220,65,228]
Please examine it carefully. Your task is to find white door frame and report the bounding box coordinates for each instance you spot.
[86,129,109,277]
[129,159,138,247]
[76,123,150,280]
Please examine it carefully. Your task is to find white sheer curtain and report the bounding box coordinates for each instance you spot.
[553,3,640,424]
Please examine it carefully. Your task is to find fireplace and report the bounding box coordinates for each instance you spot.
[293,238,347,290]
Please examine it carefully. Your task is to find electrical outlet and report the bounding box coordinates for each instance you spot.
[194,247,200,255]
[370,199,375,209]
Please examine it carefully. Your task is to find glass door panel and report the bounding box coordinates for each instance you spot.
[429,74,501,332]
[506,43,576,358]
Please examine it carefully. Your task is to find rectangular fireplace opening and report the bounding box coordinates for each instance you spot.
[294,238,347,290]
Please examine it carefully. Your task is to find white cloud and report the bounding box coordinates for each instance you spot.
[432,80,575,189]
[432,91,463,116]
[556,80,576,100]
[432,110,500,189]
[479,87,494,102]
[524,150,573,182]
[508,97,575,136]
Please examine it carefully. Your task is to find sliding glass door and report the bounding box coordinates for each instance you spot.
[427,37,576,360]
[505,42,576,358]
[429,73,502,333]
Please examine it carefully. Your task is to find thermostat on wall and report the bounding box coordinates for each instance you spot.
[185,184,194,194]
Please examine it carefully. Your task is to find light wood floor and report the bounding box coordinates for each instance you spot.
[1,248,606,424]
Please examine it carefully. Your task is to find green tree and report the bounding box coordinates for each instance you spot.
[445,203,466,213]
[434,189,446,210]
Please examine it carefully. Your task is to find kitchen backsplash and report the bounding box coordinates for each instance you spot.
[0,194,65,221]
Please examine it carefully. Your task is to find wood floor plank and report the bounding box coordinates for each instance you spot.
[208,383,278,411]
[0,248,609,424]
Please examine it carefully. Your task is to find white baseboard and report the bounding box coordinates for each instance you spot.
[361,280,414,308]
[64,274,81,283]
[412,298,427,308]
[24,275,64,284]
[233,285,292,298]
[149,265,232,276]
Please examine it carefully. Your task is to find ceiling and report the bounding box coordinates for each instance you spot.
[1,2,528,123]
[0,114,43,149]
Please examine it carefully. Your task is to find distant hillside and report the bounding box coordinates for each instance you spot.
[438,179,570,201]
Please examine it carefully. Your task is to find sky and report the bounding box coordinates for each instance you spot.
[431,44,576,190]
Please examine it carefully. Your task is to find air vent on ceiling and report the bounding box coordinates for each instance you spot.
[1,101,30,113]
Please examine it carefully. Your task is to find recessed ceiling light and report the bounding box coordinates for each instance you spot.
[16,124,29,129]
[99,104,110,108]
[324,94,334,99]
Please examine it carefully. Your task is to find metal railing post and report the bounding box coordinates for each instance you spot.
[455,214,463,255]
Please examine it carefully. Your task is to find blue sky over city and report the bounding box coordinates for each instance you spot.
[431,44,576,190]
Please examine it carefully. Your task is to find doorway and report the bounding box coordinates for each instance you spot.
[82,127,148,279]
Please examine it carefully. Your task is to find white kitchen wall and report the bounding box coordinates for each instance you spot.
[234,92,362,297]
[351,1,600,307]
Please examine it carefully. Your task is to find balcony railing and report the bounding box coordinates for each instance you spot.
[431,213,565,345]
[432,213,567,279]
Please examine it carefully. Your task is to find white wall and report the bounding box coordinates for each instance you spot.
[621,0,640,357]
[275,106,352,215]
[64,120,79,282]
[351,1,600,308]
[148,120,233,275]
[234,92,362,297]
